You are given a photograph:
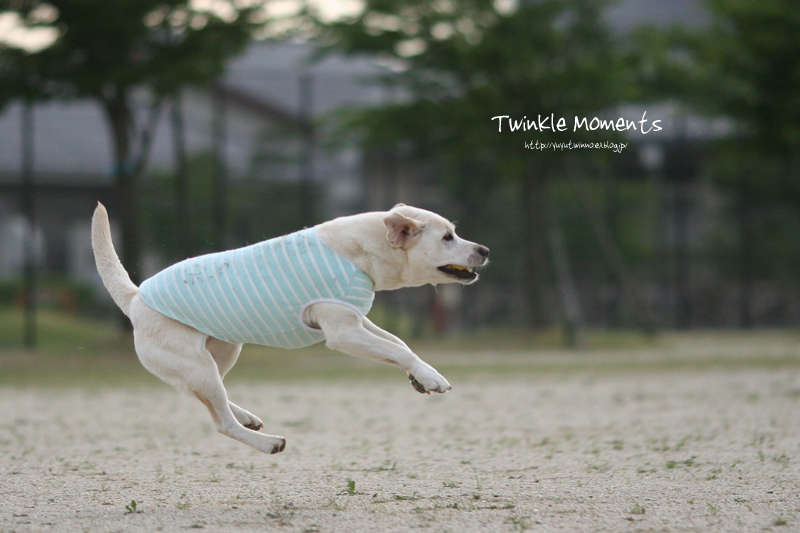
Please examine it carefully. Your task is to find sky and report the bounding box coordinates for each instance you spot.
[0,9,59,53]
[0,0,370,52]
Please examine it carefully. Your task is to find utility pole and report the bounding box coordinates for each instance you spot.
[212,84,227,250]
[21,100,37,349]
[298,74,315,226]
[172,91,191,258]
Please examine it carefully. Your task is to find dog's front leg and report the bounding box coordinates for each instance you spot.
[307,303,451,394]
[360,318,438,392]
[362,316,410,350]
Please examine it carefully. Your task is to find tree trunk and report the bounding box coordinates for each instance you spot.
[211,86,228,250]
[172,92,191,259]
[103,91,142,287]
[738,177,754,328]
[519,176,550,328]
[573,176,657,335]
[101,88,148,333]
[547,202,584,347]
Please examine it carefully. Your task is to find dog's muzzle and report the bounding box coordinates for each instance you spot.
[438,245,489,283]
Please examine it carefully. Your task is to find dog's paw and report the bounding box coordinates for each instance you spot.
[230,404,264,431]
[408,374,428,394]
[271,438,287,454]
[408,363,451,394]
[244,419,264,431]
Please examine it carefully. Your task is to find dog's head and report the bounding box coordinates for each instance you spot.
[383,204,489,287]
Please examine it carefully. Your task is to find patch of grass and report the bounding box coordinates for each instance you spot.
[630,503,646,515]
[417,326,657,352]
[667,456,697,469]
[0,308,120,350]
[0,309,151,387]
[506,515,531,531]
[124,500,142,514]
[3,309,800,388]
[773,454,790,467]
[586,463,608,473]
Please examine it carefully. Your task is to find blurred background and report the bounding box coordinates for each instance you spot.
[1,0,798,352]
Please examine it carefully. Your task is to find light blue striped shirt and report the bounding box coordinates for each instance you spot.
[139,228,375,349]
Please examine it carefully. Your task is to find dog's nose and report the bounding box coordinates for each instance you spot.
[476,245,489,258]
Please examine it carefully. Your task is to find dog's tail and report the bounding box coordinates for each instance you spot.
[91,202,138,317]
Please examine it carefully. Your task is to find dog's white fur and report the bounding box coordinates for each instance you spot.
[92,203,488,454]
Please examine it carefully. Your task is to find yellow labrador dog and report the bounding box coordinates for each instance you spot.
[92,203,488,454]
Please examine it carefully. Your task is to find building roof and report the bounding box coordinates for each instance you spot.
[0,41,391,185]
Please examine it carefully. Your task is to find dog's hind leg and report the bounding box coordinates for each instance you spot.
[131,300,285,454]
[190,372,285,454]
[205,336,242,378]
[205,337,263,431]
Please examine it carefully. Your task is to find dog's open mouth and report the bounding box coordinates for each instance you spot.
[438,264,477,281]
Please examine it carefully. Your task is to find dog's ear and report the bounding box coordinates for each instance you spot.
[384,211,426,250]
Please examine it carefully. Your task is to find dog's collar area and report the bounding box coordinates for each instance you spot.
[438,264,477,281]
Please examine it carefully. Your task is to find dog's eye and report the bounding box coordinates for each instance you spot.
[443,232,454,242]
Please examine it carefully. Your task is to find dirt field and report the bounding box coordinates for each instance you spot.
[2,337,800,532]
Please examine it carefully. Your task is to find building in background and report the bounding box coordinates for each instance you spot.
[0,41,398,297]
[1,0,798,331]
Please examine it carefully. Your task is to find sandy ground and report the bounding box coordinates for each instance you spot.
[2,356,800,532]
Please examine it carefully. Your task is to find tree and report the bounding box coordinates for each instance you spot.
[315,0,634,327]
[633,0,800,157]
[634,0,800,326]
[0,0,269,286]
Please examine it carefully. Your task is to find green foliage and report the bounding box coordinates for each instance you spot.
[0,0,275,285]
[316,0,630,185]
[631,0,800,292]
[143,152,318,262]
[635,0,800,155]
[630,502,646,515]
[705,0,800,154]
[315,1,637,328]
[0,0,268,103]
[124,500,142,514]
